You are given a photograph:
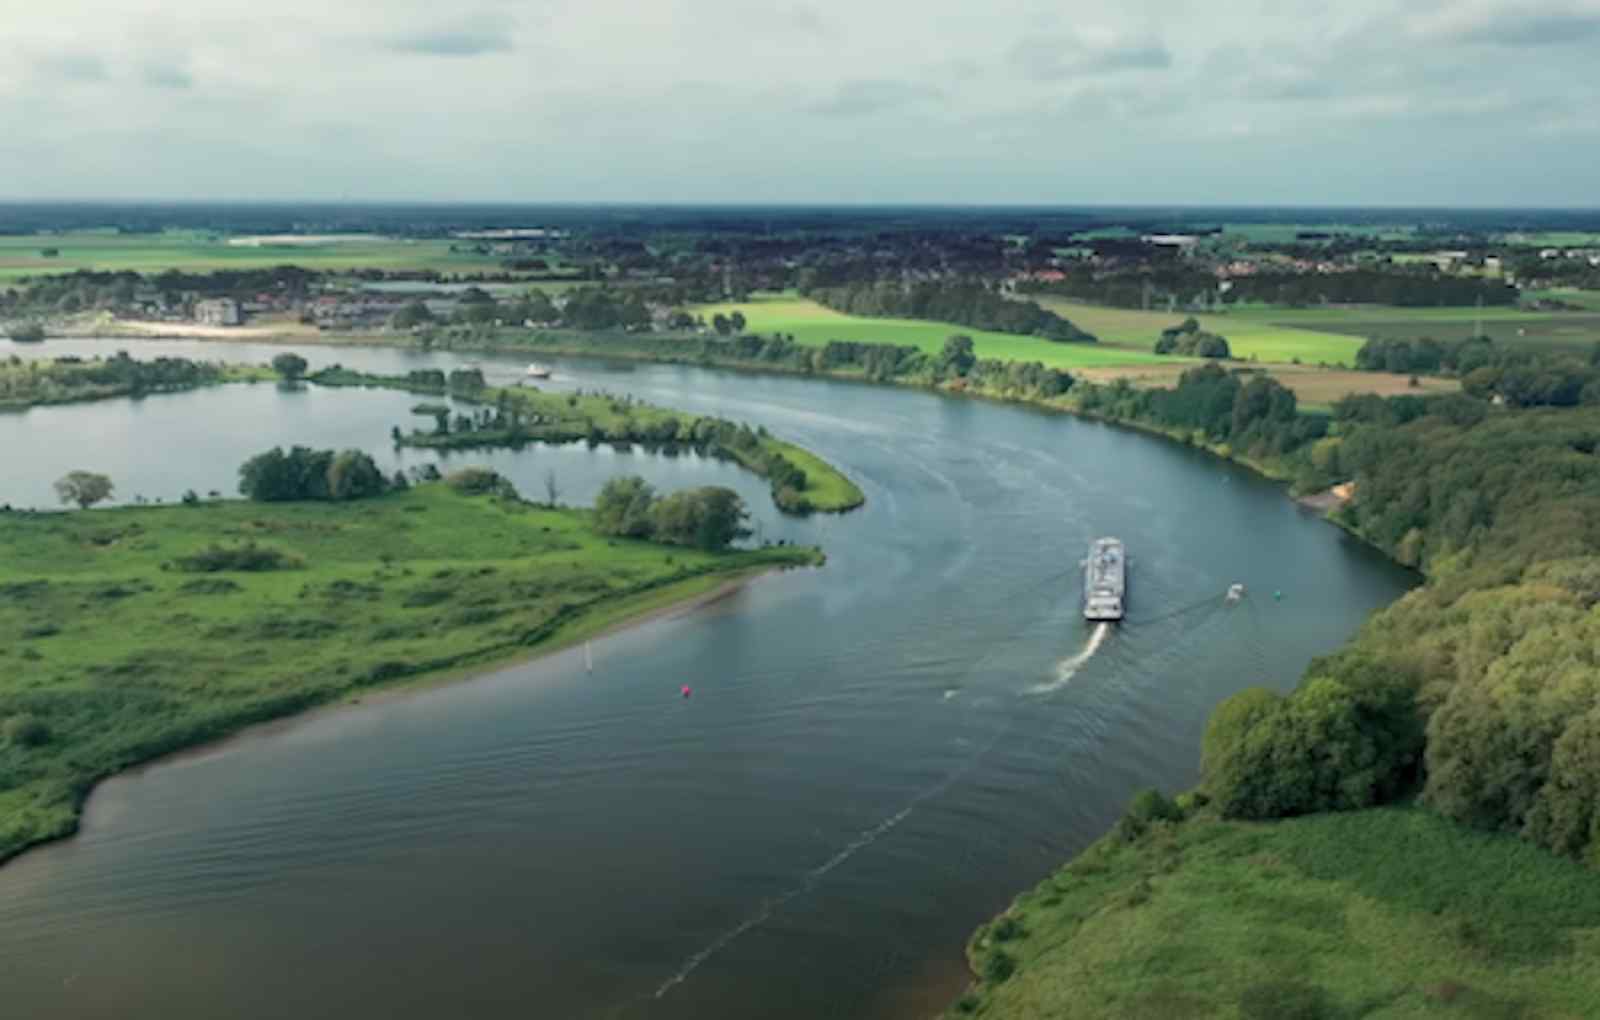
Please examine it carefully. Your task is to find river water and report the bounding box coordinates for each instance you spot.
[0,338,1415,1019]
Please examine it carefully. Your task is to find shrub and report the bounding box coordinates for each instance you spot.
[4,714,51,747]
[445,466,516,497]
[1114,787,1185,843]
[990,915,1024,942]
[174,542,299,573]
[178,578,242,595]
[982,950,1016,984]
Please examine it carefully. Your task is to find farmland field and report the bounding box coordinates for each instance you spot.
[689,296,1174,369]
[1075,363,1457,411]
[1029,296,1365,366]
[0,231,529,281]
[1241,305,1600,352]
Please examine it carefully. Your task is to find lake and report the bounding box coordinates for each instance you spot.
[0,337,1415,1019]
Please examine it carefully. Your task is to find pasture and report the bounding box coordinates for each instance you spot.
[689,296,1174,369]
[1028,296,1365,366]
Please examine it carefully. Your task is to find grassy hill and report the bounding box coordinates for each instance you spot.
[948,806,1600,1020]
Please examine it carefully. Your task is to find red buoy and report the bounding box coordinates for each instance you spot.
[681,685,692,698]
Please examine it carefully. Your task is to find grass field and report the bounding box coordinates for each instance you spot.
[0,230,516,281]
[949,806,1600,1019]
[0,485,819,864]
[688,296,1174,370]
[1029,297,1366,366]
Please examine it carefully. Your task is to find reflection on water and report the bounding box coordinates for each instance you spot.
[0,337,1415,1020]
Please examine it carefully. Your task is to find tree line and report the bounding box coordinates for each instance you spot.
[804,281,1097,343]
[1018,267,1520,311]
[1355,335,1600,408]
[593,477,751,551]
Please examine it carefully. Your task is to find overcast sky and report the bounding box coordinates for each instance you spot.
[3,0,1598,205]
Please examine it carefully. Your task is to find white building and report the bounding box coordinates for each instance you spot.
[195,298,242,327]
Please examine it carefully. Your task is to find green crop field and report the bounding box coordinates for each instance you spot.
[1029,297,1365,366]
[0,231,518,281]
[689,296,1173,369]
[948,806,1600,1019]
[0,485,818,863]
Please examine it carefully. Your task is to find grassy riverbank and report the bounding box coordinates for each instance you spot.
[947,806,1600,1019]
[0,352,273,411]
[0,485,821,865]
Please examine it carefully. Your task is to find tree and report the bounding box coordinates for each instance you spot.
[7,322,45,343]
[729,310,747,334]
[391,300,434,330]
[712,313,733,336]
[594,476,658,538]
[650,486,751,550]
[54,471,114,509]
[271,352,308,381]
[941,335,976,377]
[326,450,387,501]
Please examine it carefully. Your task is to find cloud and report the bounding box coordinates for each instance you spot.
[385,13,515,56]
[1009,31,1171,81]
[143,64,193,89]
[34,53,108,82]
[1411,3,1600,46]
[808,79,942,117]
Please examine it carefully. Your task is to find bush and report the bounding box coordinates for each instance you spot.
[982,950,1016,983]
[990,915,1024,942]
[1114,787,1185,843]
[4,714,51,747]
[445,466,516,498]
[174,542,299,573]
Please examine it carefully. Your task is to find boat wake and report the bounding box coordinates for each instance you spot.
[653,800,923,1000]
[1027,622,1111,695]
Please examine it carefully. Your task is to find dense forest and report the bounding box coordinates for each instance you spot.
[803,281,1097,342]
[1355,335,1600,407]
[1080,363,1600,867]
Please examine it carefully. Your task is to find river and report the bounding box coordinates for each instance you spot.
[0,338,1415,1019]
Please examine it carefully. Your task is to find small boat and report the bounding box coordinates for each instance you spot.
[1226,583,1246,603]
[525,363,552,379]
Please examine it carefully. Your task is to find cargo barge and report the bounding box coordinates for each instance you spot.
[1084,537,1126,622]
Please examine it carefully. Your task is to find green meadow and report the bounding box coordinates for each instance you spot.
[0,486,819,863]
[950,806,1600,1019]
[689,295,1173,369]
[1028,297,1365,366]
